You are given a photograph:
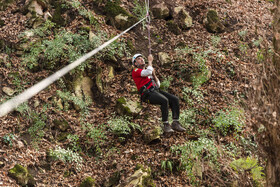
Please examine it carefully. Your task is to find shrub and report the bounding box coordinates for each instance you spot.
[160,76,173,91]
[50,146,83,171]
[182,87,204,106]
[171,137,219,181]
[83,123,107,154]
[212,107,245,136]
[230,157,265,185]
[107,115,141,140]
[2,133,15,147]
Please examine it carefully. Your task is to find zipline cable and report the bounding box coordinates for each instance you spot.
[0,17,147,117]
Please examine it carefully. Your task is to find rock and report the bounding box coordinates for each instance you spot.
[104,1,137,30]
[95,65,115,94]
[191,67,211,87]
[152,2,170,19]
[204,10,225,33]
[73,76,94,100]
[80,176,95,187]
[34,99,40,108]
[8,164,35,186]
[51,1,65,26]
[27,0,44,16]
[116,97,142,117]
[17,140,25,149]
[53,119,70,132]
[117,165,155,187]
[115,14,129,30]
[178,9,192,29]
[167,20,181,35]
[2,87,15,96]
[158,52,171,65]
[143,126,162,144]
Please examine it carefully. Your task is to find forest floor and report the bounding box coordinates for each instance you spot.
[0,0,273,186]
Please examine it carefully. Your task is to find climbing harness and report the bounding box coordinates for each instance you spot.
[0,1,152,117]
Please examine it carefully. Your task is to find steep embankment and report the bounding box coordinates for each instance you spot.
[0,0,273,186]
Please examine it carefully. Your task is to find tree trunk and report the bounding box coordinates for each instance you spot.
[255,0,280,186]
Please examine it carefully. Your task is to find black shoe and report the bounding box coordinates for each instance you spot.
[162,123,174,133]
[171,121,186,132]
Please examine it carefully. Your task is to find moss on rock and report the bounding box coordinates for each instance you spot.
[104,0,137,30]
[8,164,35,186]
[51,1,65,27]
[205,10,225,33]
[80,176,95,187]
[167,20,181,35]
[116,97,142,117]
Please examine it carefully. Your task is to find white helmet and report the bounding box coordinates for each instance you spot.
[132,53,142,65]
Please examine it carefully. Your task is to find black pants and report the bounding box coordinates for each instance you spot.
[143,90,180,122]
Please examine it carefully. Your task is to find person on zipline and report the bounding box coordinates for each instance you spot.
[131,53,186,133]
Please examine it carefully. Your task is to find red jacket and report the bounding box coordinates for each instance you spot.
[132,68,153,91]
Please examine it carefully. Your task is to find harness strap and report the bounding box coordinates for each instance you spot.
[139,80,152,95]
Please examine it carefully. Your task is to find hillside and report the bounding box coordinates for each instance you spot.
[0,0,273,186]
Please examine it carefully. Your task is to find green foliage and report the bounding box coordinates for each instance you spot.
[16,103,48,147]
[67,134,81,152]
[50,146,83,171]
[171,137,219,181]
[211,35,221,47]
[231,157,265,185]
[83,123,107,154]
[56,90,91,114]
[2,133,15,147]
[161,160,173,173]
[256,49,265,63]
[252,37,263,47]
[239,42,248,56]
[65,0,98,25]
[212,107,245,136]
[160,76,173,91]
[182,87,204,107]
[238,29,248,41]
[107,115,141,139]
[19,20,55,38]
[179,109,196,131]
[133,0,146,19]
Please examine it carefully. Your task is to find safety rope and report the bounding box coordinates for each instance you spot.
[0,16,148,117]
[145,0,152,55]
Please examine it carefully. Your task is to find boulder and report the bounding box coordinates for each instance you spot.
[73,76,94,100]
[2,87,15,96]
[117,165,155,187]
[80,176,95,187]
[104,1,137,30]
[8,164,35,186]
[143,126,162,144]
[204,10,225,33]
[27,0,44,16]
[95,65,115,94]
[173,7,192,29]
[116,97,142,117]
[158,52,171,65]
[152,2,170,19]
[167,20,181,35]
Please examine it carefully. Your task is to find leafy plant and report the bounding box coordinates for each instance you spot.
[212,107,245,136]
[231,157,265,186]
[2,133,15,147]
[133,0,146,19]
[238,29,248,41]
[179,109,196,131]
[171,137,219,181]
[211,35,221,47]
[65,0,98,25]
[50,146,83,171]
[182,87,204,106]
[67,134,81,152]
[107,115,141,140]
[160,76,173,91]
[16,102,47,147]
[83,123,108,154]
[161,160,173,173]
